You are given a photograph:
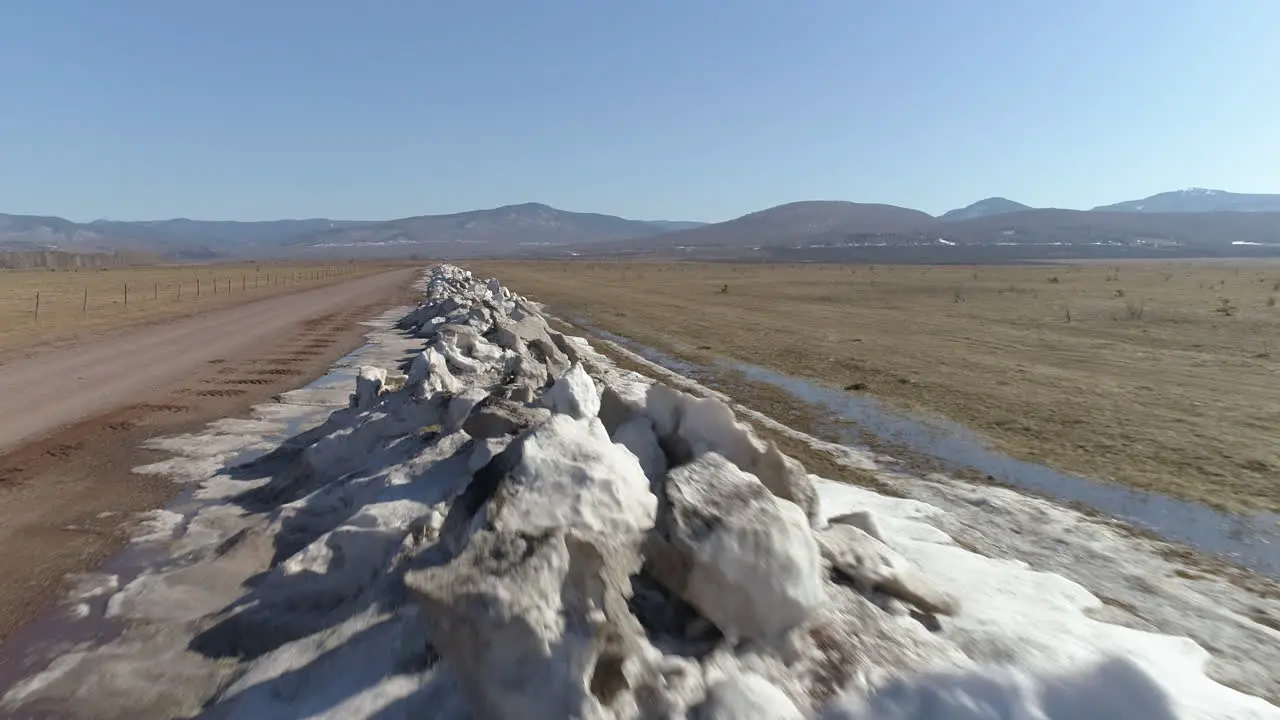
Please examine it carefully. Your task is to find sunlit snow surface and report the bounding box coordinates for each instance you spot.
[814,480,1279,719]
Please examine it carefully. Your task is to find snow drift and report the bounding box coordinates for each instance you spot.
[5,265,1277,719]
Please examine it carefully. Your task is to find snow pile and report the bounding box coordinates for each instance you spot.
[5,264,1277,719]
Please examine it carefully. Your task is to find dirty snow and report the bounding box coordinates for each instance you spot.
[2,264,1276,719]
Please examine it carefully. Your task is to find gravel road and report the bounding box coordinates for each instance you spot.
[0,268,418,453]
[0,266,418,642]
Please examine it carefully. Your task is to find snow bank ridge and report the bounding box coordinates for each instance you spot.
[12,264,1211,718]
[182,263,1171,718]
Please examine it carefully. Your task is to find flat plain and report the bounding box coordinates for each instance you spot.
[0,261,410,358]
[475,260,1280,513]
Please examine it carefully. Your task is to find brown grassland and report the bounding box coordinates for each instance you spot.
[0,261,411,358]
[474,260,1280,514]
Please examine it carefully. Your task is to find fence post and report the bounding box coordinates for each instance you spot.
[197,278,201,297]
[34,291,40,321]
[83,287,88,312]
[242,275,246,291]
[124,283,128,308]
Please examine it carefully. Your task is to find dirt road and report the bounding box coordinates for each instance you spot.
[0,267,419,642]
[0,268,418,453]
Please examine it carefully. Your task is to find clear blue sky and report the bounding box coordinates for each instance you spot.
[2,1,1277,223]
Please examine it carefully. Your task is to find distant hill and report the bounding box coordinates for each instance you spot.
[0,213,365,260]
[89,218,366,252]
[576,202,1280,262]
[1093,188,1280,214]
[932,208,1280,249]
[602,201,934,252]
[290,203,684,257]
[0,216,160,266]
[0,212,126,254]
[0,205,698,260]
[940,197,1031,221]
[7,188,1280,262]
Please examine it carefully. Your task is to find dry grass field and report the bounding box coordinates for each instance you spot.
[475,260,1280,514]
[0,261,409,358]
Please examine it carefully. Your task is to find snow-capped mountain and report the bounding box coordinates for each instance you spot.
[1092,188,1280,213]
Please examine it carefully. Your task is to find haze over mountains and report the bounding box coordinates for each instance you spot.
[3,188,1280,263]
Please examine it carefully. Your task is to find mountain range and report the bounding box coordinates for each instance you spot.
[0,205,707,261]
[3,188,1280,262]
[287,203,703,258]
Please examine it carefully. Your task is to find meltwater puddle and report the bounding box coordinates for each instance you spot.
[580,325,1280,580]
